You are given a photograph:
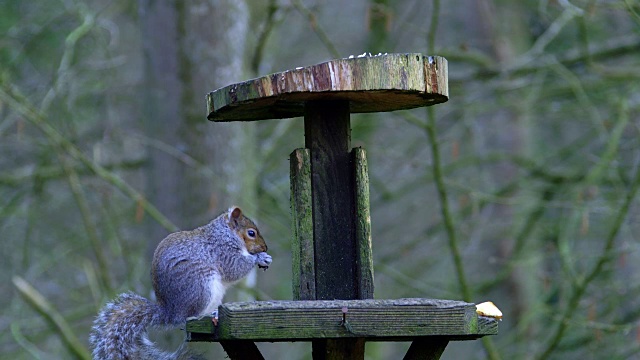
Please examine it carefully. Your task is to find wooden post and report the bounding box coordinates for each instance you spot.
[303,100,363,359]
[220,341,265,360]
[304,100,357,300]
[353,147,374,299]
[290,148,315,300]
[291,136,374,359]
[404,338,449,360]
[292,145,374,303]
[315,338,366,360]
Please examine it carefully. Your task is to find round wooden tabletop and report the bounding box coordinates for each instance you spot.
[207,53,448,121]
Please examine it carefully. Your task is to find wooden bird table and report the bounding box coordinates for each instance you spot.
[186,53,498,359]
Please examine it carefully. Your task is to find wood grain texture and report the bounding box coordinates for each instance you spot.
[185,299,499,342]
[353,147,374,299]
[290,148,315,300]
[207,54,448,121]
[304,101,357,301]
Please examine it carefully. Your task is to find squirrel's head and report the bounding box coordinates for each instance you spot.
[227,206,268,254]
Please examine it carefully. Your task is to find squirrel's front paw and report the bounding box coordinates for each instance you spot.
[256,252,272,269]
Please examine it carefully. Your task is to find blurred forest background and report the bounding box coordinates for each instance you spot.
[1,0,640,359]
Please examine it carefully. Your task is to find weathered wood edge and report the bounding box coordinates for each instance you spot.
[353,147,374,299]
[207,53,448,121]
[185,299,499,342]
[290,148,315,300]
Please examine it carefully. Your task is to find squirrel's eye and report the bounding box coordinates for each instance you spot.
[247,229,256,238]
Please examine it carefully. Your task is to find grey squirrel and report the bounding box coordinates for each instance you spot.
[90,206,272,360]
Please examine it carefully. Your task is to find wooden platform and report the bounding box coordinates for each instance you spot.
[206,53,448,121]
[186,298,498,342]
[201,53,497,359]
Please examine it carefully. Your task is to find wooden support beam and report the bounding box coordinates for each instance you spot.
[186,299,498,342]
[186,320,266,360]
[403,338,449,360]
[353,147,373,299]
[291,145,374,301]
[220,341,264,360]
[290,148,315,300]
[314,338,366,360]
[304,100,357,301]
[304,100,361,359]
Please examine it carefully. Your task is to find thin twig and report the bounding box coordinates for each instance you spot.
[442,34,640,82]
[58,152,113,293]
[426,0,439,54]
[549,59,605,134]
[424,0,474,305]
[0,85,179,233]
[426,1,500,358]
[506,3,583,72]
[40,4,96,113]
[425,0,465,298]
[292,0,340,58]
[13,276,91,360]
[10,322,45,360]
[537,100,633,359]
[425,111,471,300]
[130,132,213,176]
[250,0,281,74]
[0,159,145,187]
[625,0,640,23]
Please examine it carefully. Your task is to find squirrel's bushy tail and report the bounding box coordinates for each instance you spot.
[90,292,200,360]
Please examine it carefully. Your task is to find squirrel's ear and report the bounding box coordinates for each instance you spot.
[228,206,243,224]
